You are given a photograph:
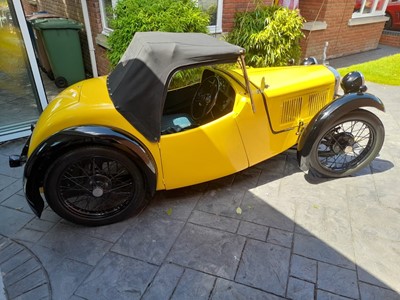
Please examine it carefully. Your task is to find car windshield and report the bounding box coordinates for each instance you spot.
[161,63,244,135]
[168,62,244,91]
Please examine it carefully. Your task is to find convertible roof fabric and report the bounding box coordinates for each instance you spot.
[107,32,244,142]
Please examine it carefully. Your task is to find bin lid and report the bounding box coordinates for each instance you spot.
[32,18,83,30]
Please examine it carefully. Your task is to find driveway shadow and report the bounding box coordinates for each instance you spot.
[304,157,395,184]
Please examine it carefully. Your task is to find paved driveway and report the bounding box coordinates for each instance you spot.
[1,82,399,299]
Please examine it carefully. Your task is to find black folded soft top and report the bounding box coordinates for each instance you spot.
[107,32,244,142]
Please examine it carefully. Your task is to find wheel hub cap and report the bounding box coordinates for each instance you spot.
[90,174,111,198]
[344,145,354,154]
[332,132,355,154]
[92,187,104,197]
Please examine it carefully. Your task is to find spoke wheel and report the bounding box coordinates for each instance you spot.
[309,109,384,177]
[44,147,146,226]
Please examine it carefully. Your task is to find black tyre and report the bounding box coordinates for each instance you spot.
[44,146,147,226]
[309,109,384,178]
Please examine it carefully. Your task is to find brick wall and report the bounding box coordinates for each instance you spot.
[21,0,37,15]
[379,30,400,47]
[300,0,386,61]
[86,0,111,75]
[299,0,327,21]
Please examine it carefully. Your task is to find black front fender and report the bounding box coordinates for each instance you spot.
[24,126,157,218]
[297,92,385,170]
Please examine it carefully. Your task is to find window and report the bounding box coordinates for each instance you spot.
[99,0,224,35]
[197,0,224,33]
[353,0,390,17]
[99,0,117,35]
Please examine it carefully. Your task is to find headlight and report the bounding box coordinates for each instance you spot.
[301,57,318,65]
[340,71,367,94]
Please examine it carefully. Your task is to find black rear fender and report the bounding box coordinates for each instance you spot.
[297,92,385,170]
[25,126,157,217]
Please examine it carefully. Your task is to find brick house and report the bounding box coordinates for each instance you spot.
[21,0,390,77]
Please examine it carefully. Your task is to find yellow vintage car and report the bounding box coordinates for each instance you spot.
[10,32,385,226]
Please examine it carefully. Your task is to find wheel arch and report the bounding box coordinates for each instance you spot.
[297,93,385,171]
[24,126,158,217]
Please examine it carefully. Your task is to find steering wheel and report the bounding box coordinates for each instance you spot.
[191,76,220,121]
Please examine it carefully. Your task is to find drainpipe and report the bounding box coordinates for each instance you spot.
[81,0,98,77]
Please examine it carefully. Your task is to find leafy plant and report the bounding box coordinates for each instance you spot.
[107,0,210,67]
[168,68,204,90]
[226,4,305,67]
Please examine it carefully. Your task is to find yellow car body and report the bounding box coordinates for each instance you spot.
[10,32,385,225]
[29,64,335,191]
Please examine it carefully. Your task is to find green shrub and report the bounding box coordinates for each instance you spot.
[226,4,305,67]
[107,0,210,67]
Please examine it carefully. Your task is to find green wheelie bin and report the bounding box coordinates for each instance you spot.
[33,18,85,88]
[26,13,59,80]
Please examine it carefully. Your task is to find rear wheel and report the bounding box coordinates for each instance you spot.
[309,109,384,177]
[44,146,147,226]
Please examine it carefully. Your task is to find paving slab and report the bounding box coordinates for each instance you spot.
[75,252,157,300]
[0,269,6,300]
[317,262,359,299]
[170,269,215,300]
[0,236,51,299]
[142,263,184,300]
[236,239,291,296]
[286,277,314,300]
[167,223,246,280]
[111,211,185,265]
[290,255,317,283]
[211,278,285,300]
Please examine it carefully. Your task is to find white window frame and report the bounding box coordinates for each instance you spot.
[99,0,223,35]
[352,0,390,18]
[203,0,224,34]
[99,0,118,35]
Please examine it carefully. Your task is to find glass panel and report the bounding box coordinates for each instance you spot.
[198,0,218,26]
[0,0,41,136]
[100,0,116,32]
[353,0,388,15]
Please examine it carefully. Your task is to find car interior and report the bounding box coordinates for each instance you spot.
[161,68,236,135]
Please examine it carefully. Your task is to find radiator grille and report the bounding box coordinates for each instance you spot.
[281,97,302,124]
[308,91,328,115]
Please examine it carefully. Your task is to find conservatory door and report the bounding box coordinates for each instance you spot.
[0,0,47,142]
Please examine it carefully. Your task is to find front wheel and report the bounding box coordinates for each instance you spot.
[309,109,384,177]
[44,146,147,226]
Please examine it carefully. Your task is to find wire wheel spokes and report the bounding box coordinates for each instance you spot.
[57,156,135,218]
[317,120,374,171]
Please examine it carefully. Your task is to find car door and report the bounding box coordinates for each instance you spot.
[158,112,248,189]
